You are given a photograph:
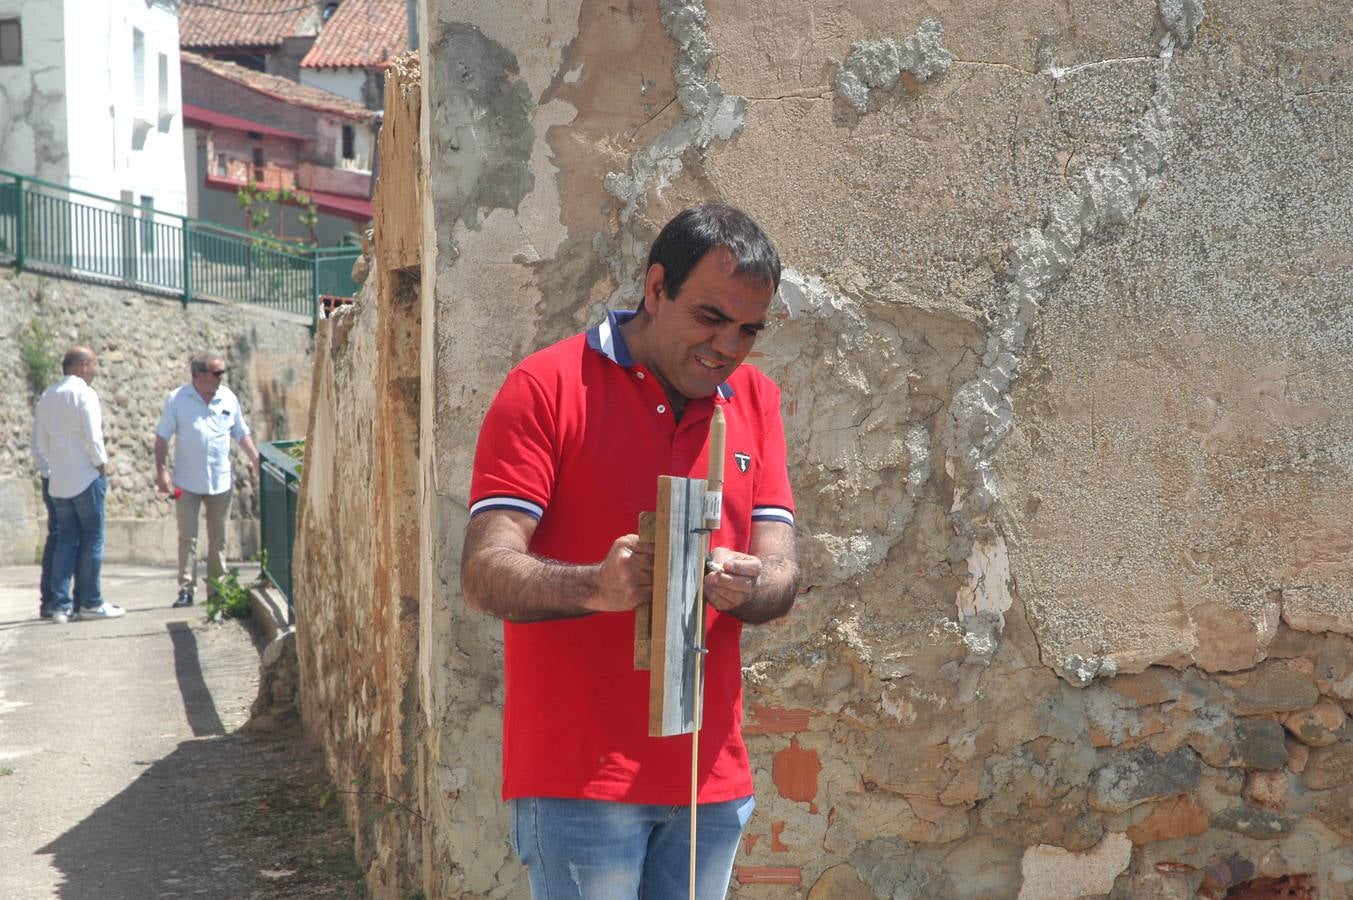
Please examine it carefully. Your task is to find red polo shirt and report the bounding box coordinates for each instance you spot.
[469,309,795,804]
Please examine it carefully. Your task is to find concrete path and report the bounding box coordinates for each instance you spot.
[0,563,359,899]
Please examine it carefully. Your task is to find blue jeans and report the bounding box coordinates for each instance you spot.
[510,796,755,900]
[39,477,57,613]
[49,474,106,613]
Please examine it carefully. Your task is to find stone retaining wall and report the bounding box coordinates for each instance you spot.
[0,270,315,566]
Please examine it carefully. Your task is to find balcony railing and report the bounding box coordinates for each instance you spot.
[0,168,362,333]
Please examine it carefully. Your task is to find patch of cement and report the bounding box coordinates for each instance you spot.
[833,20,953,114]
[434,24,535,230]
[944,2,1207,676]
[602,0,748,307]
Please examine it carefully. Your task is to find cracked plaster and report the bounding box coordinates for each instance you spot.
[833,20,954,114]
[944,0,1205,680]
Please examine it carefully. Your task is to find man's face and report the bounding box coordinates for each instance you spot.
[192,359,227,396]
[642,247,773,402]
[75,355,98,384]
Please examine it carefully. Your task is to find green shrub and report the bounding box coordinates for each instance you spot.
[206,567,252,621]
[17,316,59,399]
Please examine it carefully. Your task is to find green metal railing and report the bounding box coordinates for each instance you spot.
[0,169,362,332]
[259,439,304,611]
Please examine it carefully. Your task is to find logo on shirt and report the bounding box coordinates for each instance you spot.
[733,451,751,474]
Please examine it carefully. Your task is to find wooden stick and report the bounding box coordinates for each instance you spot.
[689,407,726,900]
[634,511,656,670]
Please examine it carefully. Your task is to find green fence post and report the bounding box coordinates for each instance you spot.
[310,249,320,335]
[14,175,24,273]
[181,220,192,308]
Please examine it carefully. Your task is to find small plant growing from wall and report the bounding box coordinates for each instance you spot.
[206,567,253,622]
[17,315,60,400]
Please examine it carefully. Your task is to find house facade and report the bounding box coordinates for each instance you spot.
[0,0,186,213]
[299,0,409,108]
[181,52,376,246]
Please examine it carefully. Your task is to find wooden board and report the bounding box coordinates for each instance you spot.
[648,476,706,737]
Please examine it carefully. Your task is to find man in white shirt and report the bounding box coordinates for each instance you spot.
[154,353,260,608]
[32,347,126,623]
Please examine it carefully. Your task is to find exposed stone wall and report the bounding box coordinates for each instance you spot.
[293,54,425,899]
[292,2,1353,897]
[0,270,313,564]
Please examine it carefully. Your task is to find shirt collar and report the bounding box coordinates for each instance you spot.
[585,309,735,400]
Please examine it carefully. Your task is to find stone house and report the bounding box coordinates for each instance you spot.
[181,51,376,246]
[298,0,410,109]
[178,0,321,79]
[294,2,1353,898]
[0,0,187,214]
[179,0,411,111]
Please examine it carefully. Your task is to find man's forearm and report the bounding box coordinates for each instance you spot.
[154,437,169,473]
[725,553,801,625]
[463,545,601,624]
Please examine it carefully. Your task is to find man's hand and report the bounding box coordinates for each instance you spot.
[462,509,654,623]
[699,521,801,624]
[588,534,654,612]
[703,547,761,613]
[155,470,173,494]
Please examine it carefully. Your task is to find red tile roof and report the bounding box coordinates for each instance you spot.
[301,0,408,70]
[179,0,320,50]
[182,51,378,122]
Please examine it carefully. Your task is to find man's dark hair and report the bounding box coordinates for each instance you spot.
[62,347,93,374]
[645,204,781,302]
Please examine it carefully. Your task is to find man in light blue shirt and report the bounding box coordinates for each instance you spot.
[32,347,126,623]
[154,353,260,608]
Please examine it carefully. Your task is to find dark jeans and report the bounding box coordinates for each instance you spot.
[49,474,106,613]
[39,477,57,614]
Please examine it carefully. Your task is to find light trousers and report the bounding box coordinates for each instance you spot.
[175,488,233,594]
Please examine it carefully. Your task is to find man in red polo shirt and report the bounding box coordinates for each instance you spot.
[462,204,801,899]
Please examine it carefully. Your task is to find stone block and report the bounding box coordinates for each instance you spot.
[1089,746,1203,813]
[1309,784,1353,839]
[1242,771,1289,811]
[1231,718,1289,770]
[1304,743,1353,790]
[1281,703,1345,747]
[1016,832,1132,900]
[806,864,874,899]
[1125,794,1210,845]
[0,477,38,566]
[1210,805,1293,838]
[1233,666,1320,716]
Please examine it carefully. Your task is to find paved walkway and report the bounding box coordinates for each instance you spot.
[0,564,360,899]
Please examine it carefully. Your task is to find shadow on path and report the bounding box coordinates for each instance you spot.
[37,725,364,899]
[168,621,226,737]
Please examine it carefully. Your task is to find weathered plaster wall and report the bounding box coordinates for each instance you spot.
[0,0,68,182]
[294,1,1352,897]
[0,271,313,565]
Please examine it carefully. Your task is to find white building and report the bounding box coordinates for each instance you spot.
[0,0,187,215]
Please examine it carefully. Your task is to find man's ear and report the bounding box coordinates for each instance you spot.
[642,263,667,314]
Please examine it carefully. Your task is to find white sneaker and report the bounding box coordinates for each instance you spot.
[81,604,126,619]
[51,610,70,625]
